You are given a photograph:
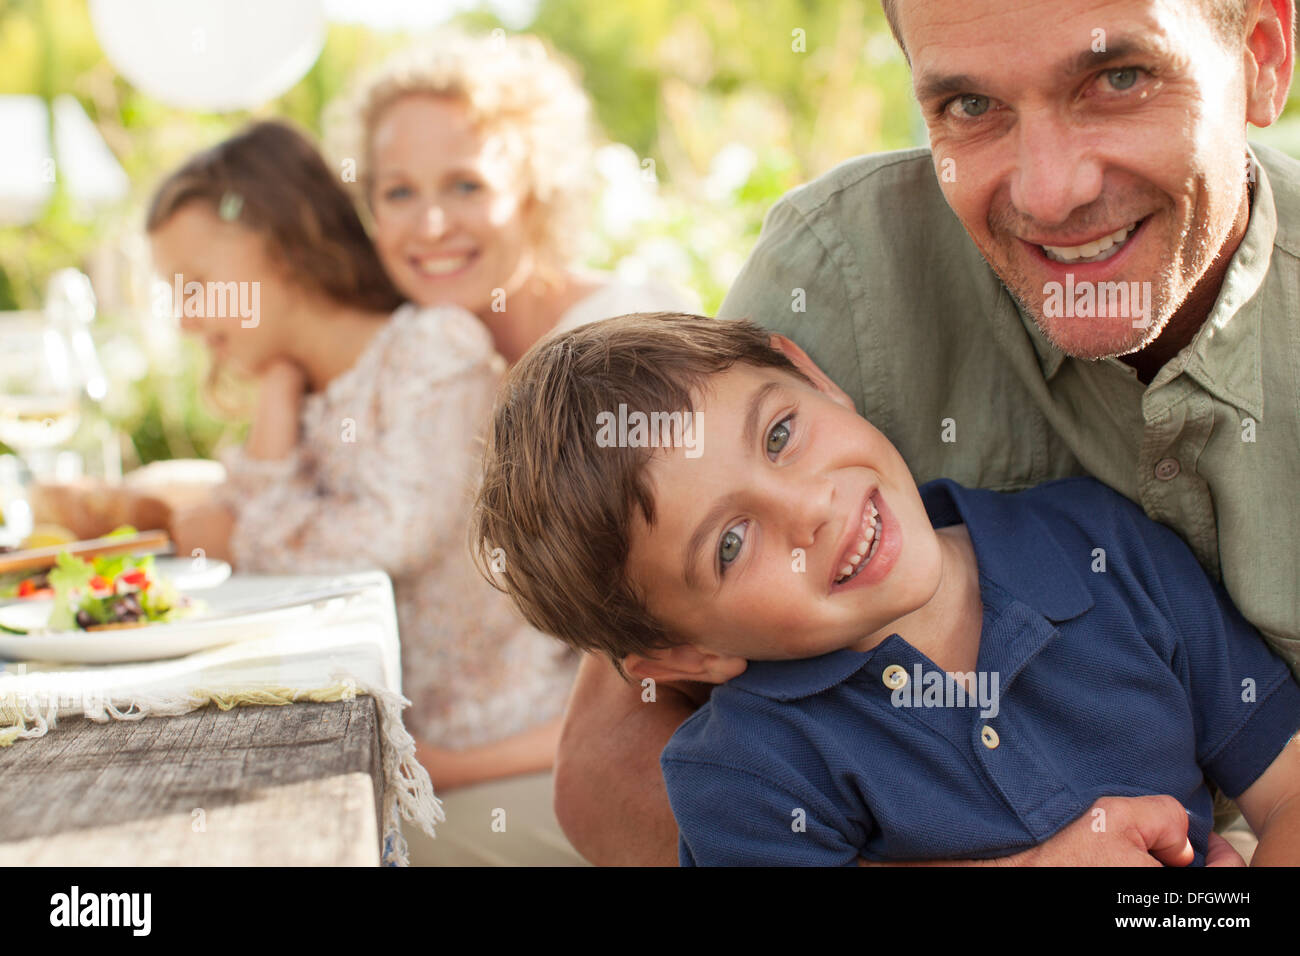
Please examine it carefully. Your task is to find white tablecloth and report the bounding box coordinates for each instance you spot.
[0,569,442,865]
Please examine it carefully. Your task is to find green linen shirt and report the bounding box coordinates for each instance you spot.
[719,143,1300,676]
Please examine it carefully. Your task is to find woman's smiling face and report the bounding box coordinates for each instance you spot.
[367,94,536,314]
[625,358,945,664]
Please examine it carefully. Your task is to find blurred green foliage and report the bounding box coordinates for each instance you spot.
[1,0,1298,467]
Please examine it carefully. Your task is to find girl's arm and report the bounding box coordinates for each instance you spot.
[217,309,499,577]
[168,359,306,563]
[415,716,563,792]
[243,359,306,461]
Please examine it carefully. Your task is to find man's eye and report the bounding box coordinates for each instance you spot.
[947,94,991,119]
[766,417,792,456]
[1104,68,1139,91]
[718,522,747,572]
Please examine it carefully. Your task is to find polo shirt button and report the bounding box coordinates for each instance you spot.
[882,665,908,689]
[981,726,1000,749]
[1154,457,1180,481]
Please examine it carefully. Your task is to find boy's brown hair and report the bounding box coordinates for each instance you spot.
[471,312,808,678]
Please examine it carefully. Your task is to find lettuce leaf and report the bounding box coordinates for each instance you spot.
[46,552,94,631]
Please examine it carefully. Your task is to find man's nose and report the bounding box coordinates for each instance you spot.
[1009,109,1105,227]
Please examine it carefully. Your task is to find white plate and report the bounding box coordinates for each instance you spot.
[152,556,232,591]
[0,577,363,664]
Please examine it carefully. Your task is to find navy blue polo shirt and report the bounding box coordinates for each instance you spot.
[662,477,1300,866]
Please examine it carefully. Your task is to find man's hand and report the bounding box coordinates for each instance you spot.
[858,795,1202,867]
[1014,796,1196,866]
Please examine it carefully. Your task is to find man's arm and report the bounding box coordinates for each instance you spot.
[553,654,705,866]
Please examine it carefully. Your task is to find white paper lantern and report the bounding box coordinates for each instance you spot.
[89,0,326,112]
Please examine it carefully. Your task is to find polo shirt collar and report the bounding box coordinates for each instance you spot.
[919,478,1093,622]
[728,479,1094,702]
[1011,146,1273,419]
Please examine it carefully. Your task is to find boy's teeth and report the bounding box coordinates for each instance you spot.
[1042,222,1137,264]
[835,499,881,583]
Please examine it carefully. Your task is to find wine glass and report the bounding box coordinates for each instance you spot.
[0,313,82,543]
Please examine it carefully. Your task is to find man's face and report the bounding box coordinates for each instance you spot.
[900,0,1252,359]
[625,364,944,665]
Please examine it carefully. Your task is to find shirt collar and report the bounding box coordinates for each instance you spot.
[918,478,1094,622]
[728,479,1094,702]
[1011,146,1275,418]
[1173,146,1273,421]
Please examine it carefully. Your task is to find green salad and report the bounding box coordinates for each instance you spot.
[44,551,196,631]
[0,529,199,633]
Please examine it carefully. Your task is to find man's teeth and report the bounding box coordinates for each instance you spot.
[1042,222,1138,264]
[414,254,472,276]
[836,500,881,584]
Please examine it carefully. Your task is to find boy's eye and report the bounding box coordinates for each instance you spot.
[383,185,412,201]
[718,522,747,573]
[766,417,792,456]
[453,179,482,195]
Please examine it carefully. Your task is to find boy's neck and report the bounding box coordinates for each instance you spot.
[854,524,983,676]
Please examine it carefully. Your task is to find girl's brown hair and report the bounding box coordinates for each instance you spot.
[147,120,404,315]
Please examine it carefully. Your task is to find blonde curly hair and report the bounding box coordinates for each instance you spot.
[325,31,596,272]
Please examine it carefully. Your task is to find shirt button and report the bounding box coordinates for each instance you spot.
[882,665,908,690]
[1154,458,1181,481]
[981,726,1000,749]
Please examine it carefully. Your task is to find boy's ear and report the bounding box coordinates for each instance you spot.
[769,334,856,410]
[624,643,748,686]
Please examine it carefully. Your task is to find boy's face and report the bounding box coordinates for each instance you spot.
[625,343,945,681]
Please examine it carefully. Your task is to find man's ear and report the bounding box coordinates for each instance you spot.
[769,334,856,411]
[624,643,748,686]
[1244,0,1294,127]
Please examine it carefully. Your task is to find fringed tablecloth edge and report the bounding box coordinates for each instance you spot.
[0,678,444,866]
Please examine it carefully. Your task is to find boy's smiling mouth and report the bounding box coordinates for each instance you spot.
[832,490,882,587]
[829,488,905,594]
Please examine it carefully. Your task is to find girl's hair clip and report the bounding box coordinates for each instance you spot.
[218,191,244,221]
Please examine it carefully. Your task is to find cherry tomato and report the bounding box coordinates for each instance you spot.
[17,579,52,598]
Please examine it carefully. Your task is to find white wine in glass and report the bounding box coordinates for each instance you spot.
[0,317,82,483]
[0,395,81,451]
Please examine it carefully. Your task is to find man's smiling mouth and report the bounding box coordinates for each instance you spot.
[1039,221,1140,264]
